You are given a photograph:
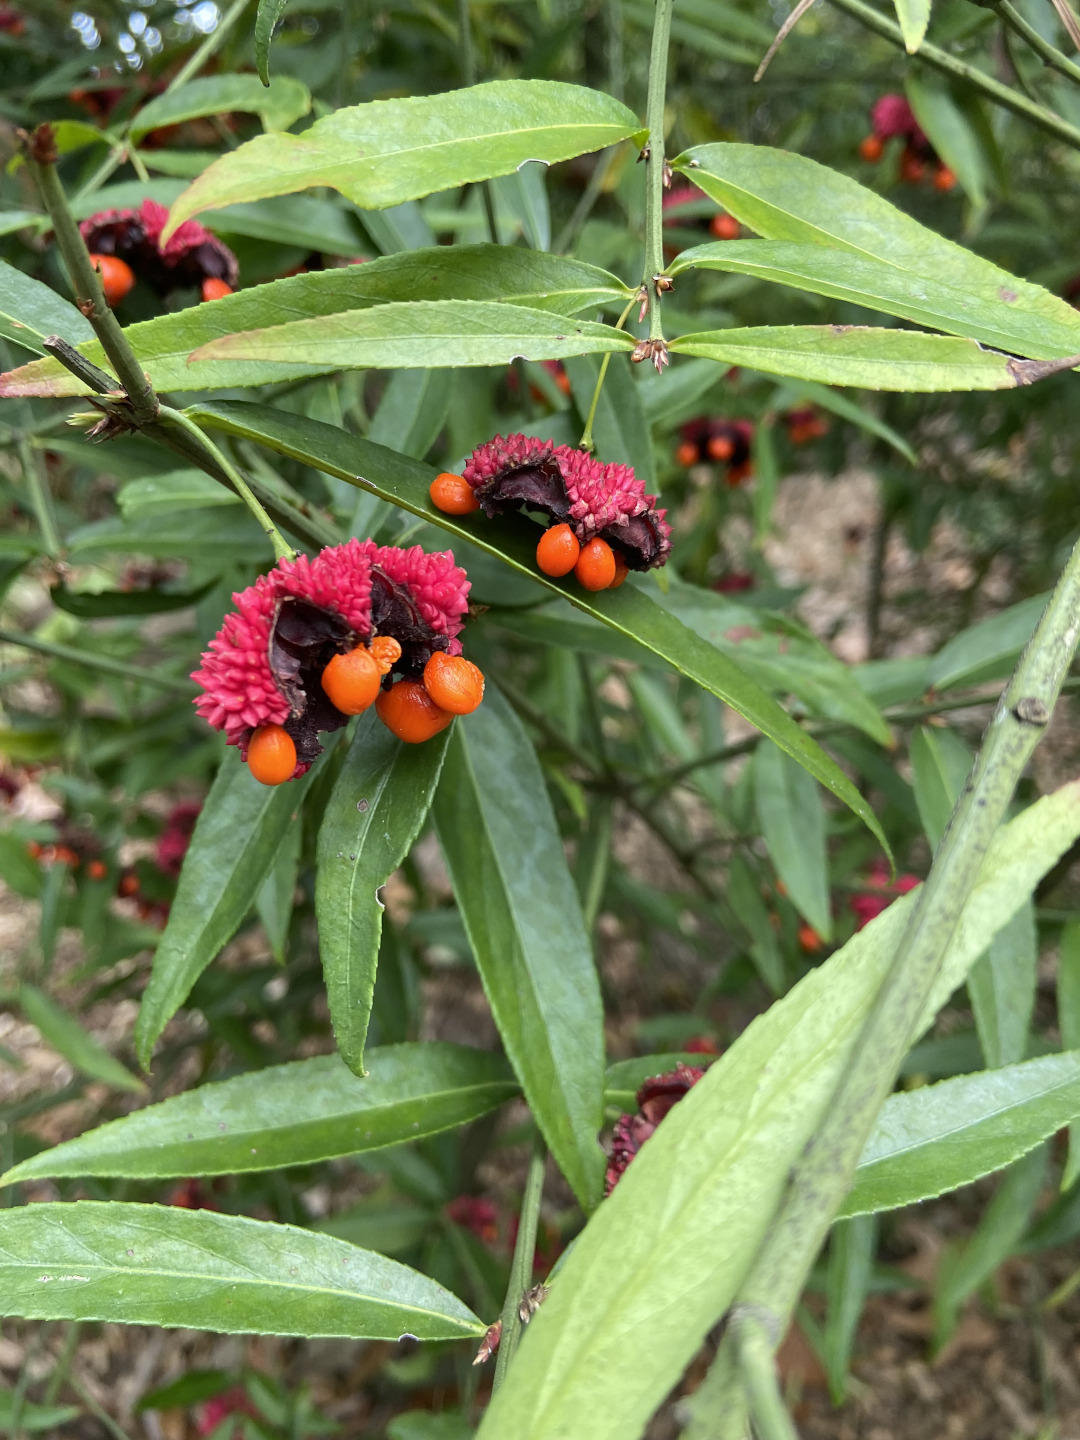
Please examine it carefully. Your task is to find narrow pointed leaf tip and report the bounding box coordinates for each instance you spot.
[162,80,644,242]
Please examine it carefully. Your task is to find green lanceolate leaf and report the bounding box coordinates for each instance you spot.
[669,326,1025,392]
[0,1202,482,1340]
[316,713,451,1075]
[255,0,290,84]
[928,593,1048,691]
[0,1044,518,1185]
[0,259,94,356]
[0,248,628,397]
[134,751,316,1070]
[839,1050,1080,1218]
[189,300,634,372]
[753,741,832,939]
[475,784,1080,1440]
[668,242,1080,360]
[162,80,644,240]
[130,74,311,138]
[672,143,1080,335]
[189,401,890,851]
[19,986,144,1094]
[432,686,606,1211]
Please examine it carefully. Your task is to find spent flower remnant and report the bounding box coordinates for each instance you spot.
[431,433,670,591]
[605,1063,705,1196]
[79,198,238,299]
[192,539,481,785]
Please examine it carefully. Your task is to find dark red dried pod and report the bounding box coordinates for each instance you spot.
[463,432,569,521]
[79,198,238,296]
[604,1062,705,1195]
[463,434,671,571]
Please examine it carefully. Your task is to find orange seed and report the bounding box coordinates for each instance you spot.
[322,646,382,715]
[574,536,617,591]
[423,652,485,715]
[201,277,233,301]
[248,724,297,785]
[536,522,580,577]
[376,679,454,743]
[429,472,480,515]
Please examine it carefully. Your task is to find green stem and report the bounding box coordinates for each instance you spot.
[642,0,675,342]
[17,436,60,557]
[492,1137,547,1391]
[0,629,195,693]
[25,134,159,424]
[724,527,1080,1392]
[580,294,638,451]
[158,406,296,562]
[994,0,1080,84]
[67,1374,133,1440]
[827,0,1080,150]
[735,1313,801,1440]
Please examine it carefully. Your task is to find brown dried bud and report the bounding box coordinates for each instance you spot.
[27,123,58,166]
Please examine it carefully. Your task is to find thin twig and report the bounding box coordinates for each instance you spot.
[755,0,819,82]
[157,406,296,562]
[826,0,1080,150]
[994,0,1080,84]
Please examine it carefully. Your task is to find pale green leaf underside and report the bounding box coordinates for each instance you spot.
[0,1044,517,1185]
[0,247,627,397]
[673,142,1080,334]
[841,1049,1080,1218]
[0,1202,482,1339]
[164,79,644,240]
[477,783,1080,1440]
[670,327,1022,392]
[189,300,634,370]
[670,240,1080,361]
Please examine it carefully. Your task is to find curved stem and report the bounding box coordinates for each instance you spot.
[642,0,675,342]
[580,294,639,451]
[826,0,1080,151]
[158,406,296,562]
